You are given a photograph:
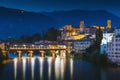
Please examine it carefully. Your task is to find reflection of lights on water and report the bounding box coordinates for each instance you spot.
[13,57,70,80]
[31,58,35,80]
[55,56,60,63]
[61,59,64,80]
[70,58,73,80]
[55,56,60,80]
[23,58,26,80]
[14,58,17,80]
[39,57,44,80]
[48,57,52,80]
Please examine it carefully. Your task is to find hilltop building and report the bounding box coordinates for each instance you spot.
[60,20,111,53]
[59,20,98,41]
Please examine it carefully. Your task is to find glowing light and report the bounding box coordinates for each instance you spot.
[23,58,26,80]
[70,58,73,79]
[48,57,52,80]
[55,57,60,80]
[63,46,66,48]
[72,31,76,35]
[14,58,17,80]
[23,44,26,47]
[31,58,35,80]
[73,34,88,40]
[14,44,17,47]
[39,57,44,80]
[60,59,64,80]
[32,45,35,47]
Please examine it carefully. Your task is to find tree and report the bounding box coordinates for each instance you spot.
[95,27,103,53]
[44,27,60,41]
[32,33,41,42]
[0,48,8,62]
[86,27,103,54]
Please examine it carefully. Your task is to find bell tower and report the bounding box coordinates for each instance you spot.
[107,20,111,29]
[80,20,85,33]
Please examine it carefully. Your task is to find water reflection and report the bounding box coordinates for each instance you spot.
[14,58,17,80]
[2,57,120,80]
[70,58,73,80]
[55,56,60,80]
[31,58,35,80]
[60,58,64,80]
[39,57,44,80]
[13,57,70,80]
[23,58,26,80]
[48,57,52,80]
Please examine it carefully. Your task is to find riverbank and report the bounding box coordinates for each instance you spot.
[71,53,119,67]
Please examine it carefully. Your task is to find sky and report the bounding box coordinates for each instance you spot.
[0,0,120,16]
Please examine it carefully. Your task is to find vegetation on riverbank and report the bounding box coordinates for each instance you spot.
[83,27,109,65]
[71,27,109,66]
[7,27,60,43]
[0,48,8,63]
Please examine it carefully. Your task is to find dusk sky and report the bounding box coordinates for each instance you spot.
[0,0,120,16]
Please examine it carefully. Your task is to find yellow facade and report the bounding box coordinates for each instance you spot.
[72,34,88,40]
[107,20,111,29]
[0,43,5,50]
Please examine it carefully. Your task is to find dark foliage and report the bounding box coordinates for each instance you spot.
[44,27,60,41]
[84,27,108,65]
[7,27,60,43]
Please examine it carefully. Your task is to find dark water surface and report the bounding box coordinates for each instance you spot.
[0,57,120,80]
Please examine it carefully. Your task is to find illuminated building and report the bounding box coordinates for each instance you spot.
[0,42,6,50]
[100,30,114,54]
[73,37,93,53]
[106,28,120,65]
[60,20,98,41]
[60,20,111,53]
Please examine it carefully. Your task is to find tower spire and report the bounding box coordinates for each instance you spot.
[107,20,111,29]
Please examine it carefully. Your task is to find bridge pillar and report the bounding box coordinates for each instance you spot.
[17,50,22,58]
[40,50,45,57]
[60,50,66,57]
[51,50,56,57]
[29,51,33,57]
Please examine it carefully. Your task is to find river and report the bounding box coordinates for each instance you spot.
[0,56,120,80]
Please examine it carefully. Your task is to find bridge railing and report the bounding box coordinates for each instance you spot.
[9,45,67,50]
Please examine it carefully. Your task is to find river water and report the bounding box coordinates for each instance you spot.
[0,56,120,80]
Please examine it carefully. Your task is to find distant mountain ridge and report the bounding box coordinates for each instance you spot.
[0,7,120,39]
[42,10,120,27]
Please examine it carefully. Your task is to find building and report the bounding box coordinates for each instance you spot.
[100,29,114,54]
[106,28,120,64]
[0,42,5,50]
[73,37,94,53]
[59,20,108,41]
[60,21,92,40]
[59,20,111,54]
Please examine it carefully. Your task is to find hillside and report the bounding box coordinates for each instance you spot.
[0,7,120,39]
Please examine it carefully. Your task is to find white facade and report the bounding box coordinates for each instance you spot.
[106,29,120,64]
[100,32,114,54]
[73,39,93,53]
